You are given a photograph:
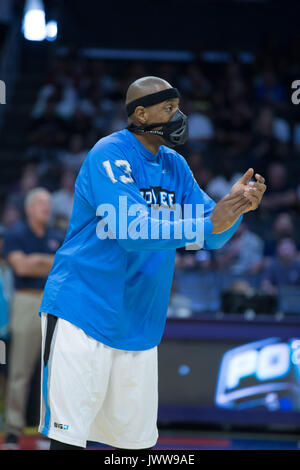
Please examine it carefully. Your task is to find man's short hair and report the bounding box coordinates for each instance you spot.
[24,187,50,207]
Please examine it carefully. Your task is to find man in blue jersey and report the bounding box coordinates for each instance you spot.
[39,76,266,451]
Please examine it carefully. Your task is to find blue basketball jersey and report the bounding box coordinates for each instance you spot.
[40,129,242,350]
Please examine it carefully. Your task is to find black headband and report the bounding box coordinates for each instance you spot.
[126,87,180,116]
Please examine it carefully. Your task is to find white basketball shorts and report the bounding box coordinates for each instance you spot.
[39,313,159,449]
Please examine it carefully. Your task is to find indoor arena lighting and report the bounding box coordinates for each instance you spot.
[22,0,46,41]
[46,20,57,41]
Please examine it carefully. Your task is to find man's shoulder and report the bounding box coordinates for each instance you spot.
[2,221,29,256]
[160,145,189,170]
[160,145,184,160]
[3,221,27,239]
[89,130,131,159]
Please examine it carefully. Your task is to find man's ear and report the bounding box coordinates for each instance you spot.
[134,106,147,125]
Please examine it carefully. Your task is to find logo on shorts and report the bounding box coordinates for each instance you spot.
[54,422,69,430]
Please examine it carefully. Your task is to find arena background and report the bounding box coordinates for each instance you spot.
[0,0,300,450]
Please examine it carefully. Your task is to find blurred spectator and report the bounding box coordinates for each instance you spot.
[0,203,21,230]
[31,82,78,121]
[55,84,79,120]
[293,122,300,153]
[264,212,300,257]
[259,163,297,214]
[155,63,177,87]
[185,151,214,191]
[206,170,243,202]
[167,278,192,318]
[186,101,214,146]
[194,166,213,192]
[261,238,300,296]
[221,280,277,316]
[178,64,212,100]
[6,164,39,218]
[175,252,198,270]
[175,248,213,271]
[217,100,252,155]
[253,67,286,104]
[85,127,101,151]
[186,150,203,173]
[51,214,70,234]
[214,63,253,154]
[273,116,291,144]
[31,82,58,119]
[108,101,128,134]
[96,61,118,96]
[50,170,76,224]
[0,225,14,339]
[248,106,290,174]
[1,188,64,450]
[27,98,69,150]
[78,86,103,117]
[215,222,264,275]
[249,106,276,172]
[194,250,213,271]
[68,106,92,136]
[58,133,88,173]
[221,280,254,315]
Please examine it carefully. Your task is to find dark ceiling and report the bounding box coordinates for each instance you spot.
[54,0,300,52]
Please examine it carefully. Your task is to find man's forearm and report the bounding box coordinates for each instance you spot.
[14,253,54,278]
[24,254,54,277]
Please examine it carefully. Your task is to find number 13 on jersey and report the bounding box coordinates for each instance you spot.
[103,160,134,184]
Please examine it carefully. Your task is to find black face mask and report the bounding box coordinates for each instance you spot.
[127,109,189,148]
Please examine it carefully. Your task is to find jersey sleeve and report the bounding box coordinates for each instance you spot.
[80,141,205,252]
[181,159,243,250]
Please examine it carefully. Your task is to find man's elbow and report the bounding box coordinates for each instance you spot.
[7,253,29,277]
[12,263,28,277]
